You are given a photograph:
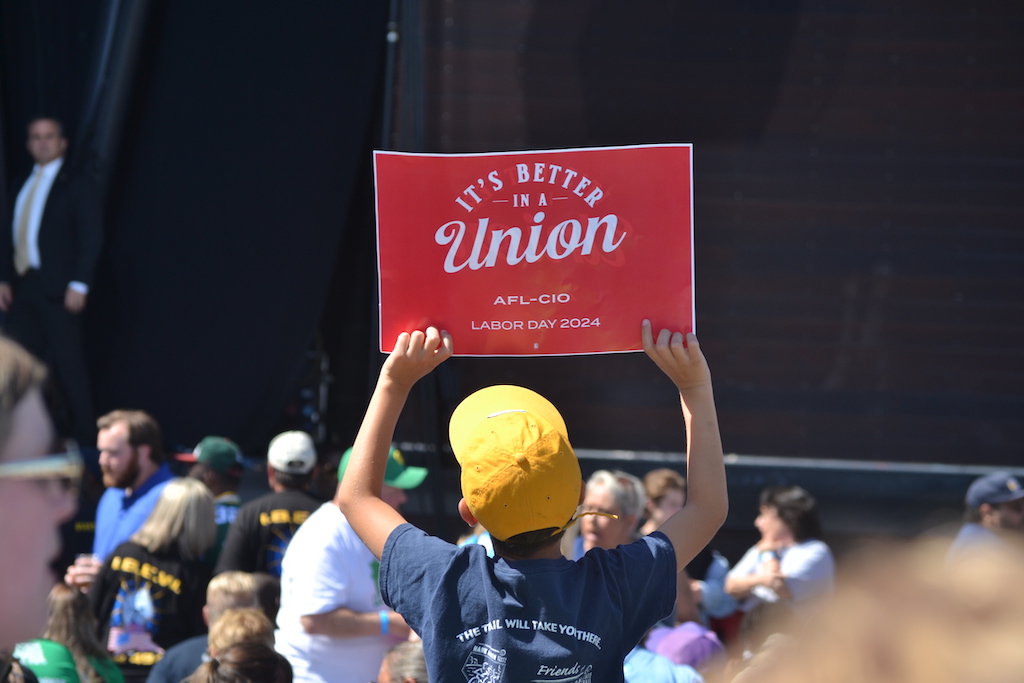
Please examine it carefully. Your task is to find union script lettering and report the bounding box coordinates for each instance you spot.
[435,211,625,273]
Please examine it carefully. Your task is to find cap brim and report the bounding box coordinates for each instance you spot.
[174,452,199,463]
[386,465,428,490]
[449,385,567,462]
[995,489,1024,504]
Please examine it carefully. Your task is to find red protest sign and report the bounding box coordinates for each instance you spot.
[374,144,693,356]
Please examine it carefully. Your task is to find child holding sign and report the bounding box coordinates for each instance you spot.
[336,321,727,682]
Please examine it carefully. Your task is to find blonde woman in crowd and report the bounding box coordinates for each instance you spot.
[89,478,215,683]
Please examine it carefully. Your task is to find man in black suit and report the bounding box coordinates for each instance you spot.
[0,117,103,441]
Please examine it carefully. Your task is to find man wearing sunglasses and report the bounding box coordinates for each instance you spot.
[0,336,81,648]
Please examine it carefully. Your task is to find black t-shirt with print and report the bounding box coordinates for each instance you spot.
[213,488,321,577]
[88,541,210,668]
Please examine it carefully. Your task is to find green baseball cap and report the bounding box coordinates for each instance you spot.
[338,445,427,489]
[176,436,244,474]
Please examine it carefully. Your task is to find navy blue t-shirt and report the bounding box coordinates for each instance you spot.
[381,524,676,683]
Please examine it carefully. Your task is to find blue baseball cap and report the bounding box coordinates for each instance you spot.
[966,472,1024,508]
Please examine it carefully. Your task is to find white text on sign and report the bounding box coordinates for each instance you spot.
[436,212,625,273]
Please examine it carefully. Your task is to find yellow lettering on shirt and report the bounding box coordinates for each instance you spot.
[108,557,184,594]
[114,652,163,666]
[259,509,309,526]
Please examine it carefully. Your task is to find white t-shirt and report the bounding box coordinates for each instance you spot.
[729,538,835,613]
[275,502,399,683]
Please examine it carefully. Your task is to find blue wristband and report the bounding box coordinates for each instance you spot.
[379,610,390,635]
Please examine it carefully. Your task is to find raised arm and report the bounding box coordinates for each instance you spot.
[335,327,453,558]
[642,320,728,573]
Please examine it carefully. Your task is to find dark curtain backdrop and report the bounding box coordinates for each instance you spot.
[1,1,390,454]
[90,1,389,454]
[396,0,1024,467]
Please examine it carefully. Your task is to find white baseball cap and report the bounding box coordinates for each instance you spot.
[267,431,316,474]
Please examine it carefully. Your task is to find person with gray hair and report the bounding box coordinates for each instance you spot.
[0,335,80,649]
[376,641,428,683]
[145,571,259,683]
[568,469,704,682]
[88,478,216,683]
[566,469,647,559]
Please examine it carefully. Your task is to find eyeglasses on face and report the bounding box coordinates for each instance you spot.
[0,441,84,500]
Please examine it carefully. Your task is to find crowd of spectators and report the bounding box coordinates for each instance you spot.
[2,324,1023,683]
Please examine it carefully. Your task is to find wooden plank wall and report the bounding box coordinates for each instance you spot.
[391,0,1023,466]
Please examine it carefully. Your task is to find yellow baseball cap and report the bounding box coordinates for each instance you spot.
[449,385,583,542]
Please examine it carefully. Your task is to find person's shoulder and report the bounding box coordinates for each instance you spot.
[383,523,459,562]
[89,655,124,683]
[791,538,834,558]
[13,639,74,666]
[147,465,176,489]
[947,523,1002,561]
[236,490,281,511]
[953,522,993,542]
[289,502,340,539]
[642,530,676,552]
[131,467,175,504]
[214,492,241,506]
[183,554,214,577]
[157,634,208,661]
[572,535,676,585]
[13,641,76,683]
[624,646,702,683]
[62,164,98,187]
[255,488,318,507]
[109,540,141,558]
[97,485,127,506]
[594,532,675,564]
[280,487,322,508]
[304,500,337,519]
[381,525,473,596]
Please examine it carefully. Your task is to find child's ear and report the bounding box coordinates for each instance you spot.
[458,498,479,526]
